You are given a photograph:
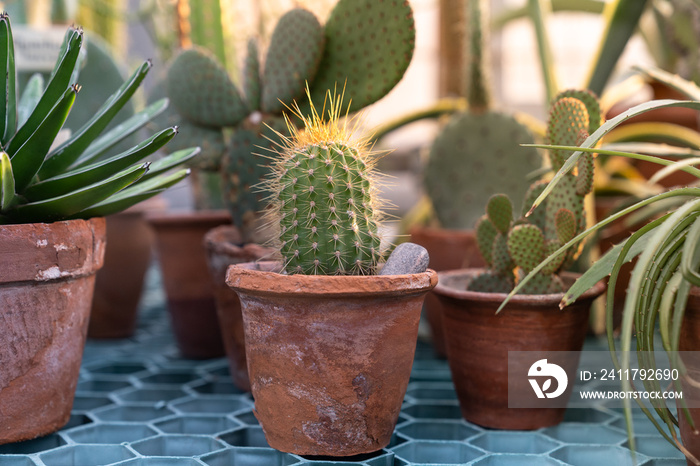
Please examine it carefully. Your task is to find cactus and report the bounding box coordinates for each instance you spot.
[423,0,541,231]
[164,0,415,243]
[468,90,601,294]
[267,94,383,275]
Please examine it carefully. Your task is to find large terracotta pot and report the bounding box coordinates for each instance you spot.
[226,261,437,456]
[0,218,106,443]
[409,226,484,357]
[434,268,605,430]
[678,288,700,465]
[148,210,231,359]
[89,198,164,339]
[203,226,272,391]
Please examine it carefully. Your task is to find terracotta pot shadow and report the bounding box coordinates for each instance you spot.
[226,261,437,456]
[409,226,484,357]
[0,218,105,443]
[204,225,272,391]
[148,210,231,359]
[434,268,605,430]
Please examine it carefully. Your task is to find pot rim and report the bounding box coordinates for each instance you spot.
[434,268,606,308]
[226,261,438,297]
[145,209,231,226]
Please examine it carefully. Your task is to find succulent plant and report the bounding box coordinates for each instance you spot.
[266,94,383,275]
[423,0,541,231]
[468,89,601,294]
[0,15,196,225]
[164,0,415,243]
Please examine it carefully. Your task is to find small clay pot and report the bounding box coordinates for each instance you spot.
[226,262,437,456]
[0,218,106,444]
[89,198,164,339]
[204,226,272,391]
[148,210,231,359]
[678,288,700,465]
[409,226,484,357]
[434,269,605,430]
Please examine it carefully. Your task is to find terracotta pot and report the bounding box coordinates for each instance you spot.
[226,262,437,456]
[148,210,231,359]
[409,226,484,357]
[434,269,605,430]
[0,218,106,443]
[204,226,272,391]
[89,198,165,339]
[678,288,700,465]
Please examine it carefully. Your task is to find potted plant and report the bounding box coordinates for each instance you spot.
[161,0,416,371]
[431,89,607,430]
[415,0,542,357]
[0,15,195,444]
[225,92,437,456]
[513,84,700,462]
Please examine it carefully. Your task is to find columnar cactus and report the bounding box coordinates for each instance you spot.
[163,0,415,243]
[267,96,383,275]
[468,90,601,294]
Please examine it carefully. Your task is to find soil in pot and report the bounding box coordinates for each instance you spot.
[148,210,231,359]
[0,218,106,444]
[409,226,484,358]
[89,197,165,339]
[434,268,605,430]
[226,261,437,456]
[204,225,272,392]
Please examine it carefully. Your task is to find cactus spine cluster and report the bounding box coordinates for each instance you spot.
[267,95,382,275]
[423,0,541,230]
[468,90,601,294]
[164,0,415,243]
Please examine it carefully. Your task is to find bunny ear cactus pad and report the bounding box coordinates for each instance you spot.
[267,96,383,275]
[167,47,248,128]
[466,91,601,295]
[308,0,415,112]
[424,111,541,229]
[261,9,324,114]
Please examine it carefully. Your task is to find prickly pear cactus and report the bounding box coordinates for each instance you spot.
[268,97,383,275]
[424,0,541,230]
[468,90,601,294]
[222,116,290,243]
[425,112,541,230]
[164,0,415,243]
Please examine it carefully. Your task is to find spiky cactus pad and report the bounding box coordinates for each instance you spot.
[425,112,541,229]
[268,95,382,275]
[166,46,248,128]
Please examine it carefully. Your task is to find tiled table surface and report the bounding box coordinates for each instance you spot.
[0,265,687,466]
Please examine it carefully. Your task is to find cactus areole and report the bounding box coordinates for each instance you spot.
[266,93,383,275]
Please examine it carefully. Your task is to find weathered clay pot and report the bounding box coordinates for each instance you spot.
[409,226,484,357]
[0,218,106,443]
[204,226,272,391]
[434,268,605,430]
[89,198,164,339]
[226,261,437,456]
[677,288,700,465]
[148,210,231,359]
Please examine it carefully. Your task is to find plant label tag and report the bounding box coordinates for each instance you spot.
[13,26,69,72]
